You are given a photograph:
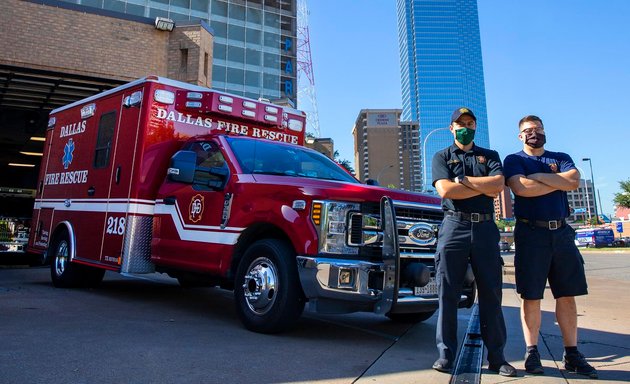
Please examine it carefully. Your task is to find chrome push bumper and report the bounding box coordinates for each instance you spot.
[297,197,447,315]
[296,255,444,314]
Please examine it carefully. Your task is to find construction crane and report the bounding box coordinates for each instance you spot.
[296,0,320,138]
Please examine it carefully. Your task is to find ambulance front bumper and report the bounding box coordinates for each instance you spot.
[296,256,388,313]
[296,256,443,314]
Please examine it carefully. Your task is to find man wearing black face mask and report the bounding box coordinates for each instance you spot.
[431,108,516,377]
[504,115,597,378]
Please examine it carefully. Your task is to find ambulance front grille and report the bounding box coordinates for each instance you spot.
[349,200,444,259]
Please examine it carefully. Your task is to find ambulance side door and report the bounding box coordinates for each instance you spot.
[154,140,230,274]
[99,88,143,268]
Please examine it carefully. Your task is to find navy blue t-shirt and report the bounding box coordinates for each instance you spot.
[503,150,576,220]
[432,143,503,213]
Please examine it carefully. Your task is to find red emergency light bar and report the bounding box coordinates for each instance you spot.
[174,90,302,131]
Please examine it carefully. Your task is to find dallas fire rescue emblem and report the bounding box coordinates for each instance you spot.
[189,194,204,223]
[63,138,75,169]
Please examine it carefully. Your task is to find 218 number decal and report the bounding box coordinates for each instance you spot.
[106,216,126,235]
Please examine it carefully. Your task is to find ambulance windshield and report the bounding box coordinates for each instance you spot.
[227,137,358,183]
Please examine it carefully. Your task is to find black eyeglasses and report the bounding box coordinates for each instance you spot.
[520,127,544,134]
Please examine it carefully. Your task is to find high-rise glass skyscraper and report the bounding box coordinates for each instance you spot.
[396,0,489,192]
[54,0,297,106]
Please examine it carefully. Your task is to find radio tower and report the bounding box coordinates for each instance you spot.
[297,0,320,137]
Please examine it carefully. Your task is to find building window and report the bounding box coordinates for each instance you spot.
[180,48,189,74]
[204,52,209,77]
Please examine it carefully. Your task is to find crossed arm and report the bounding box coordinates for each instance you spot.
[435,174,505,199]
[507,168,580,197]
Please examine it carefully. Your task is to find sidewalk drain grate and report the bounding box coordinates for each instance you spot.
[450,304,483,384]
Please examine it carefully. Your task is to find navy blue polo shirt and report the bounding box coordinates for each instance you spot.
[432,143,503,213]
[503,150,575,220]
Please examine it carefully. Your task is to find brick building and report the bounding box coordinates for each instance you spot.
[0,0,306,245]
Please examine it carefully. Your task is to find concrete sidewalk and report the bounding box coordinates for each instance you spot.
[354,264,630,383]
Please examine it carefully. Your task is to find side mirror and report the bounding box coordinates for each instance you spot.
[167,150,196,183]
[365,178,379,186]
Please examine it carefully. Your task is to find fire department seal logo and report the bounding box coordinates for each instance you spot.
[477,155,486,164]
[189,194,204,223]
[549,163,558,173]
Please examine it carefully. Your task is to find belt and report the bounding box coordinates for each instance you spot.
[446,210,494,222]
[517,218,566,230]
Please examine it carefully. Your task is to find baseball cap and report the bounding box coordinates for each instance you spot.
[451,107,476,123]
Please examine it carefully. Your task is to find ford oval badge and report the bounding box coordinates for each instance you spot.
[408,223,435,245]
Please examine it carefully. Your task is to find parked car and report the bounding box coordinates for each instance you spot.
[612,238,627,247]
[499,241,510,252]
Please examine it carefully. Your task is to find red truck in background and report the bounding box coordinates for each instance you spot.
[28,76,476,333]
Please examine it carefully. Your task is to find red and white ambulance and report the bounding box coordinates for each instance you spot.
[28,76,475,333]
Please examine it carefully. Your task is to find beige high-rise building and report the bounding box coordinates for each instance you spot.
[352,109,421,191]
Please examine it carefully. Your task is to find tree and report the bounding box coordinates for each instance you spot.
[613,179,630,209]
[333,150,355,175]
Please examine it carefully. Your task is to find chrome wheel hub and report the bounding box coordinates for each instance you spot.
[242,257,278,315]
[54,240,69,277]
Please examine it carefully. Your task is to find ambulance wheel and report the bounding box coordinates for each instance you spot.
[82,267,105,288]
[234,239,305,334]
[50,230,104,288]
[386,310,436,323]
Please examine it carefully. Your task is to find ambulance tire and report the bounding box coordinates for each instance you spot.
[50,230,105,288]
[81,267,106,288]
[234,239,305,334]
[386,310,436,323]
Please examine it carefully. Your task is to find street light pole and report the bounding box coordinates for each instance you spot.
[575,166,591,222]
[376,164,394,184]
[422,127,450,192]
[582,158,599,224]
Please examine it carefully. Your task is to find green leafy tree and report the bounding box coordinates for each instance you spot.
[333,150,355,175]
[613,179,630,209]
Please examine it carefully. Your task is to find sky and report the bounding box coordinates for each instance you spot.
[303,0,629,217]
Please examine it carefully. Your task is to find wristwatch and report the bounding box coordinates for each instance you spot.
[454,176,462,184]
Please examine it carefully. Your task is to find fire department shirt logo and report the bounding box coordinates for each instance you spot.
[476,155,486,164]
[549,163,558,173]
[189,194,204,223]
[63,138,75,169]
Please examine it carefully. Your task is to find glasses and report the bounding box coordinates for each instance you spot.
[520,127,544,134]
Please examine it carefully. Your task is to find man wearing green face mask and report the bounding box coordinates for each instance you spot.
[431,108,516,377]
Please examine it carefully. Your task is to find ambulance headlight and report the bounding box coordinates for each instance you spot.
[312,200,359,255]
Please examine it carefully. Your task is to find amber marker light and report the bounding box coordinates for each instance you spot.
[312,202,322,225]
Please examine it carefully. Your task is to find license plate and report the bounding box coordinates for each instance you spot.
[414,278,438,295]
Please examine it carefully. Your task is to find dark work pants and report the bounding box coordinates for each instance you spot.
[435,215,507,365]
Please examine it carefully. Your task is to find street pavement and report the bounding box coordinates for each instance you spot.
[355,250,630,384]
[1,250,629,383]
